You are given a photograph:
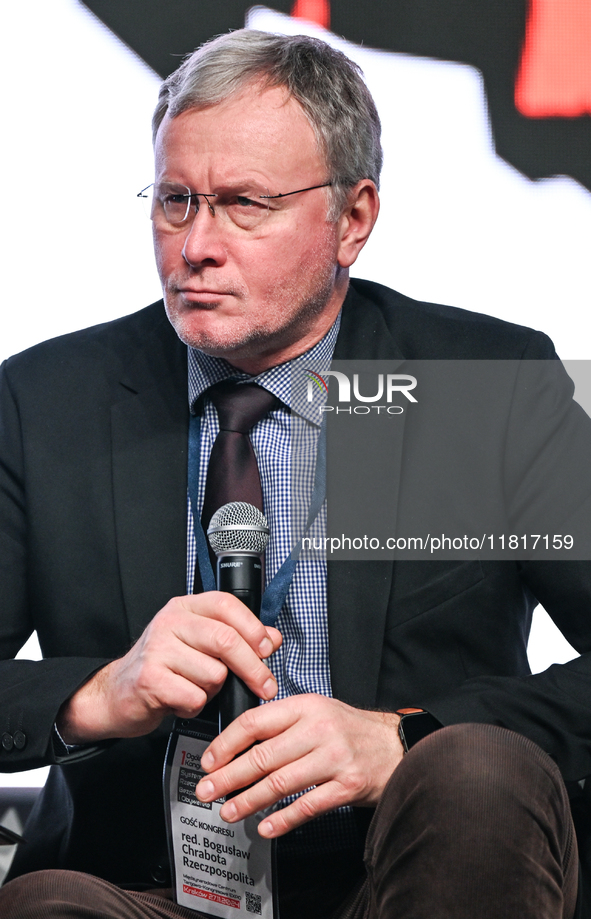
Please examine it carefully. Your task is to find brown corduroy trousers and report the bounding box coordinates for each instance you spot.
[0,724,580,919]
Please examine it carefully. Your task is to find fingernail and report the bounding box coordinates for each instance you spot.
[197,779,214,800]
[259,636,273,657]
[222,802,237,822]
[201,751,214,770]
[262,677,277,699]
[259,820,274,837]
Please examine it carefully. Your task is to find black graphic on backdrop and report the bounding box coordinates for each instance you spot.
[80,0,591,193]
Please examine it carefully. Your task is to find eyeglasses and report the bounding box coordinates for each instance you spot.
[137,181,332,231]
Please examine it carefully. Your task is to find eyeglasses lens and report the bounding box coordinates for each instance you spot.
[139,184,271,230]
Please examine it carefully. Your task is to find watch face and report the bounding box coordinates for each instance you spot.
[399,711,443,751]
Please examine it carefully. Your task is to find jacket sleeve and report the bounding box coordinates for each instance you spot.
[0,360,112,771]
[424,340,591,782]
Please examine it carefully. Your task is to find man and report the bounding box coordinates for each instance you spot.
[0,29,588,919]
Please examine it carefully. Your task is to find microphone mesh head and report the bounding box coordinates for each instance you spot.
[207,502,270,555]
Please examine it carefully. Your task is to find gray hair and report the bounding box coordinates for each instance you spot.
[152,30,382,219]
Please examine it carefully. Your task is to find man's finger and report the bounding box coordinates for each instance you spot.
[176,592,281,659]
[155,595,281,699]
[197,725,314,806]
[218,752,339,824]
[177,618,278,699]
[200,697,305,771]
[256,783,347,838]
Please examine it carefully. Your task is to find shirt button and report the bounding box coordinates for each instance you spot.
[2,732,14,751]
[13,731,27,750]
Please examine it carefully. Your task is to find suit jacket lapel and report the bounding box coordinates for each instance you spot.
[111,306,189,643]
[328,282,407,707]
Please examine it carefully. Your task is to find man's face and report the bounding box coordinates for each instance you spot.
[153,86,349,373]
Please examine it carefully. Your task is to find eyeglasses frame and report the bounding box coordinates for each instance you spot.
[137,181,333,225]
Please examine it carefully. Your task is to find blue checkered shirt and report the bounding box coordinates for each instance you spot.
[186,314,361,855]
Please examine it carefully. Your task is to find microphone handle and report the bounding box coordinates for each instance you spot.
[216,554,263,732]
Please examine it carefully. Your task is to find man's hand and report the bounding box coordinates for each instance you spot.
[56,593,282,744]
[195,694,404,838]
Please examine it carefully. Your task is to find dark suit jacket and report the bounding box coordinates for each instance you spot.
[2,280,591,899]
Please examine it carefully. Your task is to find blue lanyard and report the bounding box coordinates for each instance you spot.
[187,412,327,627]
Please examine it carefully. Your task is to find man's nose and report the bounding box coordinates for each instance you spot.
[181,205,228,268]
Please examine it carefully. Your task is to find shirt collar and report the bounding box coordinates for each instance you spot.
[187,311,341,427]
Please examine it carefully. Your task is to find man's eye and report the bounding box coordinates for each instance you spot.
[235,196,257,208]
[164,193,189,205]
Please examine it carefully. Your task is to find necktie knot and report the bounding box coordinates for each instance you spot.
[208,380,280,434]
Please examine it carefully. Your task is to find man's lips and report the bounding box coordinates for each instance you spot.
[177,288,231,303]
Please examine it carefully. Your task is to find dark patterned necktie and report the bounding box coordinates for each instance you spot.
[201,380,281,537]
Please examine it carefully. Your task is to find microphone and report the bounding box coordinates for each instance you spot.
[207,502,270,732]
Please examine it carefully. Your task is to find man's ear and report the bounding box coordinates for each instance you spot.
[336,180,380,269]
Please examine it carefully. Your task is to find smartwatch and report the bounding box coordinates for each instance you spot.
[396,708,443,753]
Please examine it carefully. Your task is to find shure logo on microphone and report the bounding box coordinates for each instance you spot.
[220,562,243,568]
[305,370,417,415]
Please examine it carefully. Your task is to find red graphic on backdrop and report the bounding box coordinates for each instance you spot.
[515,0,591,117]
[80,0,591,192]
[291,0,330,30]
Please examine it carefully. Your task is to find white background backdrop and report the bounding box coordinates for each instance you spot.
[1,0,590,788]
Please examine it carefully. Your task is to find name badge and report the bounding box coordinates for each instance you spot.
[165,720,276,918]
